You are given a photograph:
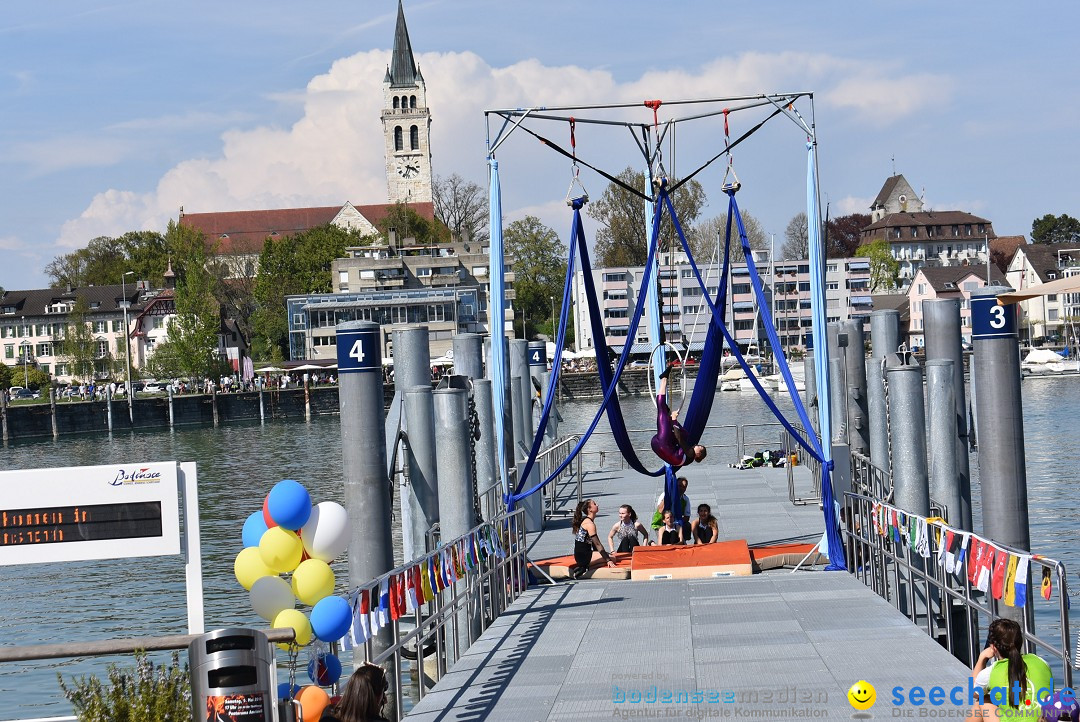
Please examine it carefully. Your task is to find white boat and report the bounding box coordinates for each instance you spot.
[1021,348,1078,377]
[720,367,748,392]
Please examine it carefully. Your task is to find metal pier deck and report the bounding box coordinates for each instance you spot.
[405,465,973,720]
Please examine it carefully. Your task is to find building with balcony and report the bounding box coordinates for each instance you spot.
[572,255,873,356]
[287,239,515,361]
[1006,243,1080,344]
[906,265,1006,348]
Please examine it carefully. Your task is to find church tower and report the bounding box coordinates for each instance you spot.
[382,1,433,205]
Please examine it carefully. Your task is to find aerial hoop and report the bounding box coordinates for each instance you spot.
[645,341,688,414]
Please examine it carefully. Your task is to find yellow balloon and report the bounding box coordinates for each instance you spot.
[234,547,275,590]
[291,559,336,606]
[259,527,303,573]
[273,608,312,648]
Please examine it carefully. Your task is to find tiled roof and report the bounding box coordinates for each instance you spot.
[991,235,1027,265]
[870,294,910,320]
[180,201,436,255]
[389,0,421,88]
[912,264,1006,293]
[1015,242,1067,282]
[872,175,902,208]
[863,210,992,232]
[0,284,140,316]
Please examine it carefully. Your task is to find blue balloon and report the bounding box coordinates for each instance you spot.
[242,511,269,548]
[307,653,342,686]
[277,681,301,700]
[310,596,352,642]
[267,479,312,530]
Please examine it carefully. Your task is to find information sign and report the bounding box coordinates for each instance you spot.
[336,326,381,373]
[971,296,1016,340]
[528,345,547,367]
[0,462,182,566]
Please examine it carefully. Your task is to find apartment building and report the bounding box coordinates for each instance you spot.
[572,254,873,355]
[906,265,1006,348]
[1006,243,1080,344]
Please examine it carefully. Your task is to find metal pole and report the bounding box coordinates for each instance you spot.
[885,362,930,516]
[868,309,901,475]
[803,355,817,432]
[433,387,479,656]
[1,386,8,443]
[486,335,516,494]
[122,271,134,424]
[49,385,58,439]
[922,298,973,531]
[472,379,498,521]
[870,309,901,358]
[926,359,961,526]
[336,321,394,674]
[403,385,439,562]
[211,384,219,427]
[843,320,869,455]
[167,385,175,428]
[452,333,484,380]
[106,384,113,432]
[393,327,433,391]
[393,326,433,566]
[511,339,542,531]
[970,287,1030,554]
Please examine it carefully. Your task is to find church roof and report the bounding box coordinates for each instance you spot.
[872,175,904,208]
[180,202,435,255]
[862,210,993,233]
[389,0,420,88]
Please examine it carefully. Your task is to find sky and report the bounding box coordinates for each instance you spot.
[1,1,1078,291]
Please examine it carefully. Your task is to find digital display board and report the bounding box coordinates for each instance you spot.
[0,462,181,565]
[0,502,163,547]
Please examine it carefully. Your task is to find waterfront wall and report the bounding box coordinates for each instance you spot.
[0,369,694,441]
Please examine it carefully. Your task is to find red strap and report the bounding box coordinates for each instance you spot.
[569,117,576,160]
[643,99,662,129]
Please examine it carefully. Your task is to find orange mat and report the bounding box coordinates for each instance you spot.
[528,552,632,580]
[748,542,824,570]
[630,539,752,580]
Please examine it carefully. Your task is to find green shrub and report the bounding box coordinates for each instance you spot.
[57,650,190,722]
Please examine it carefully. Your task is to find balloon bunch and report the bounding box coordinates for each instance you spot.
[232,480,353,720]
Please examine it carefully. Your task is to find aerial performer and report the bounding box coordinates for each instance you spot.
[650,364,707,467]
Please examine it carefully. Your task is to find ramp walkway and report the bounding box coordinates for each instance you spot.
[405,465,973,720]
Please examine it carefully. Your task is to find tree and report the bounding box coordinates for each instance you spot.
[856,239,899,291]
[0,363,12,389]
[1031,214,1080,245]
[165,221,223,379]
[377,204,450,247]
[587,167,707,267]
[142,337,185,380]
[25,366,51,391]
[45,231,170,288]
[433,174,489,244]
[688,211,768,264]
[502,217,569,340]
[252,224,365,358]
[826,213,870,258]
[56,297,100,382]
[781,213,809,260]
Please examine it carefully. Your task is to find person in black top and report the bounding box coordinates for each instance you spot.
[657,510,683,545]
[320,663,390,722]
[570,499,617,579]
[690,504,719,545]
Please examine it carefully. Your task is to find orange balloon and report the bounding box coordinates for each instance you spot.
[296,685,330,722]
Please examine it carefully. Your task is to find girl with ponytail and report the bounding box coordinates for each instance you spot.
[570,499,616,579]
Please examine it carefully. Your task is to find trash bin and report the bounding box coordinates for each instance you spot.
[189,628,277,722]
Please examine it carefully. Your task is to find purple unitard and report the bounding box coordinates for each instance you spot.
[650,394,687,466]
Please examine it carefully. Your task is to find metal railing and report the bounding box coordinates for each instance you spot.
[353,509,529,721]
[478,435,582,522]
[842,491,1073,687]
[851,449,892,501]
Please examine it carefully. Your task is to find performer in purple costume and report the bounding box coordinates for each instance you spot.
[650,365,707,467]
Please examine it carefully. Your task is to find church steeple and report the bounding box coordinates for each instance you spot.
[381,0,433,205]
[389,0,420,88]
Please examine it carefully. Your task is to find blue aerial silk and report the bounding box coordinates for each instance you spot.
[488,158,510,495]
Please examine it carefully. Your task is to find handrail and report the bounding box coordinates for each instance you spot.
[0,628,296,663]
[842,490,1073,688]
[349,508,529,720]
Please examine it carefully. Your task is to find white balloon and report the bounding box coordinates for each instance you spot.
[301,502,350,562]
[250,575,295,622]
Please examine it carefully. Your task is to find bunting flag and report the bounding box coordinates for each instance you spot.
[955,534,970,578]
[443,548,456,585]
[413,564,425,605]
[916,519,931,559]
[378,578,391,628]
[970,539,985,587]
[1014,555,1030,608]
[434,555,446,592]
[945,532,961,573]
[392,573,406,620]
[1003,554,1019,606]
[470,533,481,567]
[1042,567,1053,601]
[357,589,371,644]
[991,550,1008,600]
[421,558,434,602]
[977,545,993,593]
[490,526,507,558]
[405,567,418,614]
[455,542,467,578]
[937,528,949,567]
[892,512,902,544]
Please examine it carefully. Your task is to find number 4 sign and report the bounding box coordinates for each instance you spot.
[336,325,381,373]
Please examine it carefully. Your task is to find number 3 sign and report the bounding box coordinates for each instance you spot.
[971,294,1016,340]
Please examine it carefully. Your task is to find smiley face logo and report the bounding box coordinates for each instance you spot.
[848,680,876,711]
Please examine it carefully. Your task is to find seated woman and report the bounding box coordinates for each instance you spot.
[650,366,706,467]
[690,504,719,545]
[570,499,617,579]
[970,617,1053,718]
[320,662,390,722]
[656,510,684,545]
[607,504,651,553]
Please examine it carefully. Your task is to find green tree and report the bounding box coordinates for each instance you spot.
[45,231,170,288]
[503,216,569,340]
[0,363,12,389]
[587,167,707,267]
[856,239,899,291]
[433,174,489,243]
[252,224,365,358]
[1031,214,1080,245]
[142,337,185,380]
[165,221,222,379]
[377,204,450,247]
[781,212,809,260]
[57,297,101,382]
[26,366,51,391]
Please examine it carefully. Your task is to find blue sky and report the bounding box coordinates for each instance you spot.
[1,1,1077,290]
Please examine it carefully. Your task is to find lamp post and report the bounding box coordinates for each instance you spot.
[121,272,134,403]
[550,296,556,336]
[20,340,31,390]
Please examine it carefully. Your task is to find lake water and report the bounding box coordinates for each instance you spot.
[1,378,1078,718]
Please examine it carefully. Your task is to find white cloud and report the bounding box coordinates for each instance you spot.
[11,136,134,176]
[833,195,873,216]
[55,48,952,251]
